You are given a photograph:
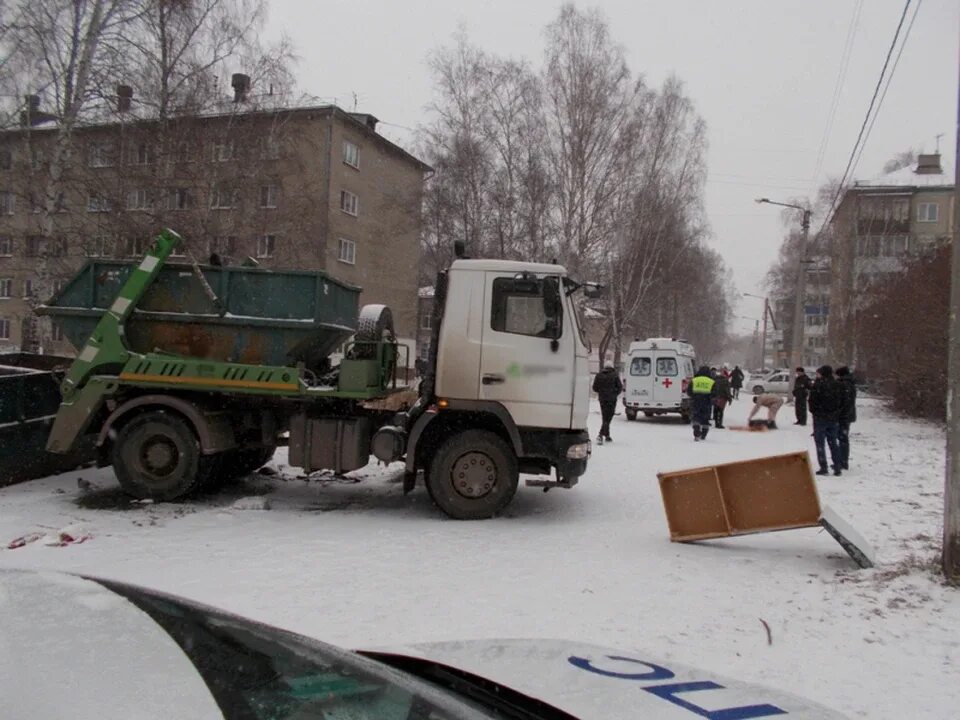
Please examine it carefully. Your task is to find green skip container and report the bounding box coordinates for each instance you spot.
[40,260,361,369]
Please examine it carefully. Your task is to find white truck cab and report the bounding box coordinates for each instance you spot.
[623,337,697,422]
[392,258,595,518]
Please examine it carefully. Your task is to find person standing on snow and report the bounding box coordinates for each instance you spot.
[687,365,715,441]
[836,366,857,470]
[809,365,844,476]
[592,364,622,445]
[730,366,744,400]
[712,371,733,429]
[792,367,812,426]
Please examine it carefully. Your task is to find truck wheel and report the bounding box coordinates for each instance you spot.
[625,408,638,421]
[426,430,519,520]
[112,411,213,501]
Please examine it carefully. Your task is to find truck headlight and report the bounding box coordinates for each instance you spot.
[566,442,591,460]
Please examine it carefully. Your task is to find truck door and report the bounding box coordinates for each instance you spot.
[652,353,680,406]
[479,272,575,429]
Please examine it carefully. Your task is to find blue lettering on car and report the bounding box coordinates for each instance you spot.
[568,655,787,719]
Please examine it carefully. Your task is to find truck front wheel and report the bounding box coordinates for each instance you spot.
[112,411,213,501]
[426,430,519,520]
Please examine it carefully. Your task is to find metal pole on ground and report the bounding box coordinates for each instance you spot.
[944,41,960,582]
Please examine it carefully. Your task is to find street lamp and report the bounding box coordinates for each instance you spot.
[755,198,812,368]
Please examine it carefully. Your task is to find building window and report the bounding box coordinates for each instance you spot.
[338,237,356,265]
[0,318,9,340]
[48,237,68,257]
[917,202,939,223]
[126,188,152,211]
[209,236,237,257]
[88,143,113,167]
[31,149,44,171]
[212,140,234,162]
[124,237,147,258]
[340,190,358,216]
[256,234,276,258]
[84,236,111,257]
[132,142,152,165]
[0,278,11,298]
[419,341,431,362]
[52,322,64,342]
[23,278,34,298]
[259,136,280,160]
[173,142,192,164]
[167,188,192,210]
[259,184,278,208]
[0,191,14,215]
[0,236,11,256]
[210,186,237,210]
[0,150,11,170]
[25,236,41,257]
[343,140,360,169]
[87,193,111,213]
[420,311,432,330]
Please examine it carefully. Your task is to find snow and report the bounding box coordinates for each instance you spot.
[856,160,953,189]
[0,398,957,719]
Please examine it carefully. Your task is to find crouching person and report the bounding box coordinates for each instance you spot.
[688,366,715,441]
[749,393,784,428]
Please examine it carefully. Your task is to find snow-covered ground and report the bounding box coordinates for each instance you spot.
[1,398,956,719]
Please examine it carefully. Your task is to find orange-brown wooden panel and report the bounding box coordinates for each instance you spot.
[717,452,821,533]
[657,467,729,541]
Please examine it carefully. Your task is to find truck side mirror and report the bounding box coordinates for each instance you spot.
[583,283,602,299]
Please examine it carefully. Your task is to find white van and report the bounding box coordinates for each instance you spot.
[623,338,697,422]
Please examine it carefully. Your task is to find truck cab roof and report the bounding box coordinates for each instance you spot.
[450,259,568,275]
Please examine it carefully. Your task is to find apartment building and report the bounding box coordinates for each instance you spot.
[827,153,954,363]
[0,97,430,363]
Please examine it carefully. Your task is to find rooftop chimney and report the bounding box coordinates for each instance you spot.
[117,84,133,113]
[915,153,942,175]
[231,73,250,103]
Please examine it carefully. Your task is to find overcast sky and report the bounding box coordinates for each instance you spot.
[266,0,958,335]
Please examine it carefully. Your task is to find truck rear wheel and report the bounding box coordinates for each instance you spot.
[112,411,213,501]
[426,430,518,520]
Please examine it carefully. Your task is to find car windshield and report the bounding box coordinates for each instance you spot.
[101,580,500,720]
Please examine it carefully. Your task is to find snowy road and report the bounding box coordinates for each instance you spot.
[0,398,956,719]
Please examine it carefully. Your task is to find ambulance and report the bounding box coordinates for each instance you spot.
[622,338,697,422]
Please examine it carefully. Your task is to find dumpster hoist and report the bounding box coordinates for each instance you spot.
[41,229,595,519]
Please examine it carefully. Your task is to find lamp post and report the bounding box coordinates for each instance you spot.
[743,292,771,370]
[756,198,812,368]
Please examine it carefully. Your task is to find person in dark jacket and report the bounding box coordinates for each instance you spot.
[592,364,623,444]
[836,366,857,470]
[792,367,812,426]
[730,366,744,399]
[808,365,845,476]
[712,372,733,429]
[687,366,715,441]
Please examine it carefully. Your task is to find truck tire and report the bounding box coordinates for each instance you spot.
[425,430,519,520]
[112,411,214,501]
[353,304,394,360]
[625,408,638,421]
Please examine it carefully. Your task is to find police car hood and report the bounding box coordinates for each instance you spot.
[362,639,847,719]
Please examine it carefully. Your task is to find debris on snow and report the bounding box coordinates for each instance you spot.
[230,496,272,511]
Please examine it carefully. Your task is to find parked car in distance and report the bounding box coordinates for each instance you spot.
[750,369,792,395]
[1,570,848,719]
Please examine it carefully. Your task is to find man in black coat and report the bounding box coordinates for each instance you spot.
[730,366,744,399]
[808,365,844,476]
[836,366,857,470]
[592,364,623,444]
[792,367,812,426]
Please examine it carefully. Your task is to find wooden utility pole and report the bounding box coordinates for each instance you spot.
[944,42,960,582]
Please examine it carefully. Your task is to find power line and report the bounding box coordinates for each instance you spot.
[811,0,864,191]
[850,0,922,177]
[813,0,914,242]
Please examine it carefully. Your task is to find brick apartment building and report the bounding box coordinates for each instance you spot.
[0,95,430,364]
[827,152,954,364]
